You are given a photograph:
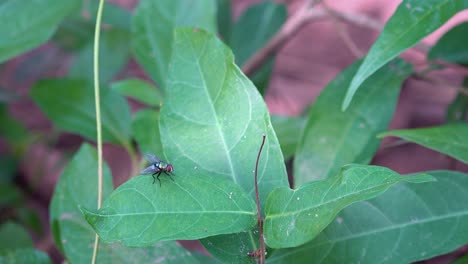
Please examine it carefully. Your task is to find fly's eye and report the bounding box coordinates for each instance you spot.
[167,165,173,172]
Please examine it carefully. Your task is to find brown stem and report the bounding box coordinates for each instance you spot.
[242,2,328,75]
[254,134,267,264]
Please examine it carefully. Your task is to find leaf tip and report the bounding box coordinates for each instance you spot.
[404,173,436,184]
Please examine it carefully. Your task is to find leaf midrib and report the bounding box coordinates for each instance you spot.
[90,210,256,217]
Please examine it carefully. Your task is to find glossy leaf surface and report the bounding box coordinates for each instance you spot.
[344,0,468,109]
[30,79,131,145]
[379,123,468,163]
[264,164,433,248]
[0,249,51,264]
[51,144,204,263]
[84,174,257,246]
[132,0,216,91]
[268,171,468,263]
[295,59,412,184]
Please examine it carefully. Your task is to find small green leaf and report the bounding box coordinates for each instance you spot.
[132,0,217,91]
[295,59,412,184]
[161,28,288,205]
[447,78,468,122]
[30,79,131,146]
[0,104,28,146]
[343,0,468,109]
[230,1,286,93]
[51,144,202,263]
[0,222,32,250]
[270,115,306,160]
[379,123,468,163]
[201,229,258,264]
[0,183,22,207]
[83,175,257,246]
[68,29,130,84]
[428,22,468,64]
[0,248,51,264]
[268,170,468,264]
[112,79,162,107]
[264,164,434,248]
[0,0,80,62]
[131,109,163,156]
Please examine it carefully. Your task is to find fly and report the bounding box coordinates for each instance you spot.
[140,154,174,186]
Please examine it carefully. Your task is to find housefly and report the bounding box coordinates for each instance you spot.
[140,154,174,186]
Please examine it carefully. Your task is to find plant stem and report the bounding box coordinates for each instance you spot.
[91,0,105,263]
[254,134,267,264]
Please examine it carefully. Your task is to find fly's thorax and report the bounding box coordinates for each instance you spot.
[158,162,167,170]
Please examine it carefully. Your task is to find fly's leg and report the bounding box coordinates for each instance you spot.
[164,171,175,182]
[151,173,156,184]
[156,171,162,187]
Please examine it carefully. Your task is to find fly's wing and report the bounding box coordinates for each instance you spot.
[140,165,160,175]
[144,153,161,163]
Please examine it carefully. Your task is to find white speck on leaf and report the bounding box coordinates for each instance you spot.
[229,192,233,199]
[296,197,300,201]
[405,3,411,8]
[319,137,327,144]
[286,219,296,236]
[315,214,318,218]
[336,217,343,224]
[359,123,365,128]
[194,166,198,170]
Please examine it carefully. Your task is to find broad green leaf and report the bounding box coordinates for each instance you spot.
[132,0,217,91]
[83,174,257,246]
[230,1,286,94]
[428,22,468,64]
[112,79,162,107]
[453,255,468,264]
[131,109,163,156]
[0,248,51,264]
[270,115,306,160]
[201,229,259,264]
[162,28,289,261]
[161,28,288,205]
[379,123,468,163]
[0,0,80,63]
[268,171,468,264]
[343,0,468,110]
[30,79,131,146]
[216,0,232,42]
[264,164,434,248]
[295,59,412,184]
[51,144,202,263]
[69,29,130,84]
[0,222,32,250]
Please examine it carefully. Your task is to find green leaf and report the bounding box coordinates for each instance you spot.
[447,78,468,122]
[161,28,288,205]
[230,1,286,94]
[0,183,23,207]
[379,123,468,163]
[268,170,468,263]
[0,222,32,250]
[270,115,306,160]
[343,0,468,110]
[131,109,163,156]
[0,0,80,62]
[453,254,468,264]
[201,230,258,264]
[30,79,131,145]
[132,0,217,91]
[264,164,434,248]
[0,248,51,264]
[69,29,130,84]
[112,79,162,107]
[161,28,289,261]
[428,22,468,64]
[0,156,17,183]
[295,59,412,184]
[51,144,203,263]
[216,0,232,42]
[83,174,257,246]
